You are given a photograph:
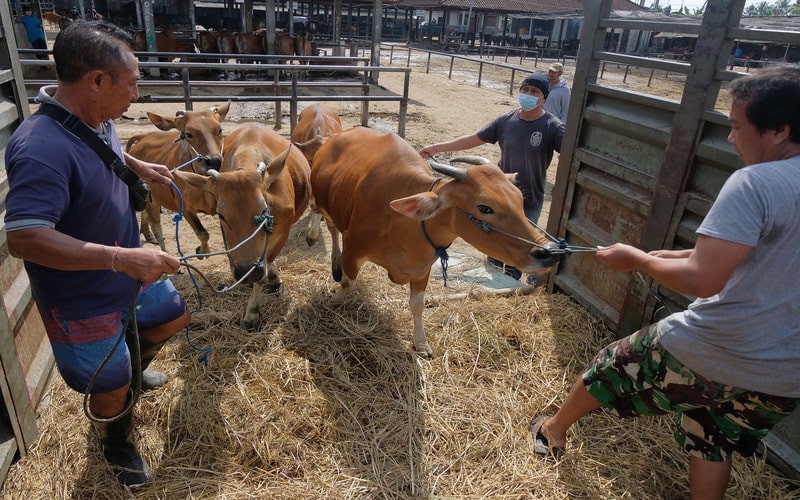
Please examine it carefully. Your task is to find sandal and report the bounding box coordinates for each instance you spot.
[530,415,564,458]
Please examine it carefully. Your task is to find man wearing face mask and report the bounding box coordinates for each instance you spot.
[419,73,565,284]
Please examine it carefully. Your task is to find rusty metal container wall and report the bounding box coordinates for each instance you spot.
[0,2,55,487]
[549,0,746,336]
[555,87,678,329]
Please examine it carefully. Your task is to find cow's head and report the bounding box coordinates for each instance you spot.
[390,158,562,273]
[185,145,292,283]
[146,101,231,174]
[293,127,328,164]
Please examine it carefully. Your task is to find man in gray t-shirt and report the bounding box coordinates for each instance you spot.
[530,66,800,499]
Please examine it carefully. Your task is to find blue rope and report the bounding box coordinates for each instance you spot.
[170,180,212,366]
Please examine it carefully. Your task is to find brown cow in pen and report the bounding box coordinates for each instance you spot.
[291,103,343,246]
[294,31,314,75]
[310,127,563,357]
[182,124,311,329]
[130,28,195,62]
[126,102,230,255]
[43,11,64,30]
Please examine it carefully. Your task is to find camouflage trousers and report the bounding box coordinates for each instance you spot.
[582,322,799,461]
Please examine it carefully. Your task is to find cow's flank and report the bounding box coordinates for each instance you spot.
[291,103,343,246]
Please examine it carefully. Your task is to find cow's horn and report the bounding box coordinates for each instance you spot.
[449,155,492,165]
[428,159,467,181]
[207,169,220,178]
[175,110,186,117]
[256,162,267,175]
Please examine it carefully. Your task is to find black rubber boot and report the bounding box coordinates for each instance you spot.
[99,410,151,486]
[139,338,170,391]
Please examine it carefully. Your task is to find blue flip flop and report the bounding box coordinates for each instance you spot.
[530,415,564,458]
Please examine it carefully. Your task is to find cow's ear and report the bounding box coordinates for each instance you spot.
[147,111,177,131]
[214,100,232,120]
[390,192,444,220]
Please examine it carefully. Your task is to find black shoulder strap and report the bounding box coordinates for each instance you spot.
[35,102,142,188]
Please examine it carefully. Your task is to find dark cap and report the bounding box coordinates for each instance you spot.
[520,73,550,99]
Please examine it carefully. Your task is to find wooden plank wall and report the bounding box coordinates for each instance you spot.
[0,1,56,486]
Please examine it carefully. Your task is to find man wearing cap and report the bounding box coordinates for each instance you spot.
[543,62,571,122]
[420,73,565,285]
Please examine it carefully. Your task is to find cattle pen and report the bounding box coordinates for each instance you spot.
[3,0,800,496]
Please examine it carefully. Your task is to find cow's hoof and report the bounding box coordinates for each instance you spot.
[306,235,317,247]
[414,344,434,359]
[265,281,282,294]
[241,317,259,331]
[332,266,342,283]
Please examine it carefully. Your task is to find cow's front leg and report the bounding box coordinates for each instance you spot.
[330,273,353,304]
[409,277,433,358]
[264,261,282,294]
[242,282,262,330]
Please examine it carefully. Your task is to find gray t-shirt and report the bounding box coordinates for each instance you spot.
[658,155,800,397]
[476,109,564,208]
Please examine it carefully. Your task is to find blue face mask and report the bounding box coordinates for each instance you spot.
[519,94,539,111]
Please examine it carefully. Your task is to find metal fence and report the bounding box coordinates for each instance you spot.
[18,50,413,137]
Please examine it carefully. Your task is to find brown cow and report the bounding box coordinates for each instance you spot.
[196,29,220,55]
[268,31,297,66]
[310,127,562,357]
[130,28,195,61]
[235,31,265,59]
[291,103,343,246]
[294,31,314,75]
[125,102,230,255]
[182,124,311,328]
[42,11,63,30]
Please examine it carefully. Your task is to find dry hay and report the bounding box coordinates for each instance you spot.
[2,213,799,499]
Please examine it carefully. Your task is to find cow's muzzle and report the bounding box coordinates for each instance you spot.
[532,242,563,267]
[203,155,222,170]
[234,262,264,283]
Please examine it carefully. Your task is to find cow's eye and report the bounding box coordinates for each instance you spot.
[218,128,224,136]
[477,204,494,215]
[184,132,194,140]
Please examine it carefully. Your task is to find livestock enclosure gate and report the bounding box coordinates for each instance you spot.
[548,0,800,479]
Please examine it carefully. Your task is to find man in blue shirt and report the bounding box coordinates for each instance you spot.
[16,5,48,60]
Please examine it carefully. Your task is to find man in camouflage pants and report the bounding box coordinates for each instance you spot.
[530,66,800,499]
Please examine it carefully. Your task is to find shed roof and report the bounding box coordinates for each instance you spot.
[396,0,643,17]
